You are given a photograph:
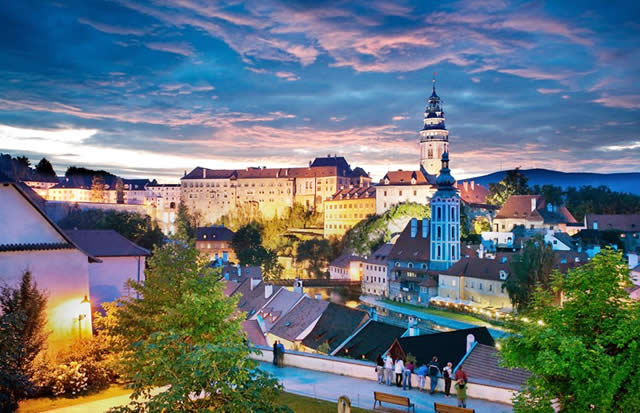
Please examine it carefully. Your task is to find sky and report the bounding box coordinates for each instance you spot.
[1,0,639,182]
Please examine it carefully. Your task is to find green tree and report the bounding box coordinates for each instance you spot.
[529,184,564,206]
[296,239,332,278]
[34,158,56,177]
[472,217,491,234]
[487,168,529,206]
[115,178,124,204]
[175,203,199,240]
[58,209,164,251]
[262,249,284,282]
[0,272,49,412]
[232,223,267,266]
[15,155,30,169]
[503,238,555,312]
[106,235,288,412]
[90,175,106,203]
[500,249,640,412]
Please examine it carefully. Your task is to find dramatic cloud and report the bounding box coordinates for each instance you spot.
[0,0,638,181]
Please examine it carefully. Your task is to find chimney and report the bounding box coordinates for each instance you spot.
[471,181,475,190]
[478,243,485,259]
[629,253,639,269]
[422,218,429,238]
[531,197,537,211]
[410,218,418,238]
[293,279,303,294]
[236,263,241,277]
[463,181,468,191]
[250,278,261,291]
[466,334,476,353]
[203,169,206,179]
[264,284,273,299]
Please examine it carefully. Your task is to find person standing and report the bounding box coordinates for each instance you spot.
[454,367,468,384]
[402,360,414,390]
[277,342,285,367]
[384,354,394,386]
[428,356,441,394]
[455,379,468,408]
[376,354,385,384]
[272,341,279,366]
[443,362,453,397]
[414,363,427,392]
[394,358,405,387]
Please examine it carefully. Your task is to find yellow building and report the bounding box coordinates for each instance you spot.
[324,186,376,238]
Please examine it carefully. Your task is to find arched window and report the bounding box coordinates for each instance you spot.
[437,207,441,220]
[451,206,455,219]
[437,226,441,239]
[451,226,455,239]
[451,245,456,258]
[437,245,441,259]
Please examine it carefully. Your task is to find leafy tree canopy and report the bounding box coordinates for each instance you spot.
[487,168,529,206]
[504,237,556,312]
[175,203,201,240]
[58,209,165,251]
[296,239,333,278]
[34,158,56,177]
[106,234,290,412]
[0,272,49,412]
[500,249,640,412]
[65,166,115,179]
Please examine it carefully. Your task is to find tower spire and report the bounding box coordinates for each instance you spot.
[432,72,437,95]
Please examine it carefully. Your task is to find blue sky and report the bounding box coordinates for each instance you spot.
[1,0,638,182]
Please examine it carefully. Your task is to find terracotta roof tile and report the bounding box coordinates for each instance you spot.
[380,170,433,186]
[460,344,530,389]
[586,214,640,232]
[330,185,376,200]
[269,296,329,341]
[388,219,431,262]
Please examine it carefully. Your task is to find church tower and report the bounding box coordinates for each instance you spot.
[429,152,460,271]
[419,78,449,176]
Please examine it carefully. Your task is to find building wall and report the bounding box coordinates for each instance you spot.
[430,195,461,271]
[181,177,235,224]
[361,262,388,296]
[375,185,435,215]
[324,197,376,238]
[295,175,350,211]
[235,177,295,219]
[438,274,512,310]
[88,256,145,311]
[195,240,236,263]
[1,185,64,244]
[493,217,553,232]
[329,260,363,281]
[0,249,92,352]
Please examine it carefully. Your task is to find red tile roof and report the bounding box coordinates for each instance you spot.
[380,169,434,186]
[495,195,577,224]
[330,185,376,200]
[182,167,236,180]
[455,181,489,204]
[269,296,329,342]
[388,219,431,262]
[288,166,339,178]
[242,319,268,346]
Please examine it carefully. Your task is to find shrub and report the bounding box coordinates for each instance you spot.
[51,362,88,396]
[56,336,118,390]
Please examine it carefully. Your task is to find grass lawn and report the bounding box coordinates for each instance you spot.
[382,299,504,328]
[279,392,373,412]
[18,384,130,413]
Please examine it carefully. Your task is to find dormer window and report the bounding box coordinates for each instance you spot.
[411,177,416,184]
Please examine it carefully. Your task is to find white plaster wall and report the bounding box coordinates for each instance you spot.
[89,256,145,309]
[0,249,92,352]
[0,185,65,244]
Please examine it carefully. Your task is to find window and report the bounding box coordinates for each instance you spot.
[384,191,387,197]
[437,207,441,220]
[452,280,457,287]
[413,190,417,196]
[437,226,441,239]
[399,191,403,196]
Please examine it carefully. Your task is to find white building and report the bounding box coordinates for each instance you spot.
[328,254,364,281]
[0,176,96,351]
[64,229,150,311]
[361,243,392,297]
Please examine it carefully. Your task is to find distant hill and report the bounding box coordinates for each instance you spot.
[466,169,640,196]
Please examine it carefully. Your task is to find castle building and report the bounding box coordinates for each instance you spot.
[420,79,449,176]
[181,156,369,225]
[324,185,376,238]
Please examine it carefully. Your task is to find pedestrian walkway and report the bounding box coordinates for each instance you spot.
[361,296,509,338]
[261,362,513,413]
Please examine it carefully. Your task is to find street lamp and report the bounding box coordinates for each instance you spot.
[78,295,90,339]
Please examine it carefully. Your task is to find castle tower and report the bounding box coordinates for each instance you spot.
[419,78,449,176]
[429,152,460,271]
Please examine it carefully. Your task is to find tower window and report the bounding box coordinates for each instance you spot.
[437,226,441,239]
[437,207,441,220]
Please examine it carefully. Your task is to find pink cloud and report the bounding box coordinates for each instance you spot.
[498,68,568,81]
[537,88,563,94]
[77,17,146,36]
[392,115,409,121]
[275,71,299,81]
[592,95,640,109]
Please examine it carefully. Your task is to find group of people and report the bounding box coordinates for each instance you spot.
[375,354,469,408]
[272,340,285,367]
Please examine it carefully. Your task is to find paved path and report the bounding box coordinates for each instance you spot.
[361,296,509,338]
[260,362,513,413]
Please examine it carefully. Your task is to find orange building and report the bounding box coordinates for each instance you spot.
[195,226,236,264]
[324,186,376,238]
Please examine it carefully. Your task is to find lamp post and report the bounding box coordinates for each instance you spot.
[78,295,90,340]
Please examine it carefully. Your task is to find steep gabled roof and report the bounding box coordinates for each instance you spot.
[390,327,494,367]
[330,185,376,200]
[242,319,268,346]
[310,156,351,176]
[233,280,282,319]
[388,219,431,262]
[197,226,235,242]
[365,243,394,265]
[380,169,432,186]
[495,195,577,224]
[301,302,369,353]
[333,320,406,361]
[64,229,150,257]
[255,288,304,332]
[0,176,100,262]
[269,296,329,342]
[455,181,489,204]
[459,344,530,389]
